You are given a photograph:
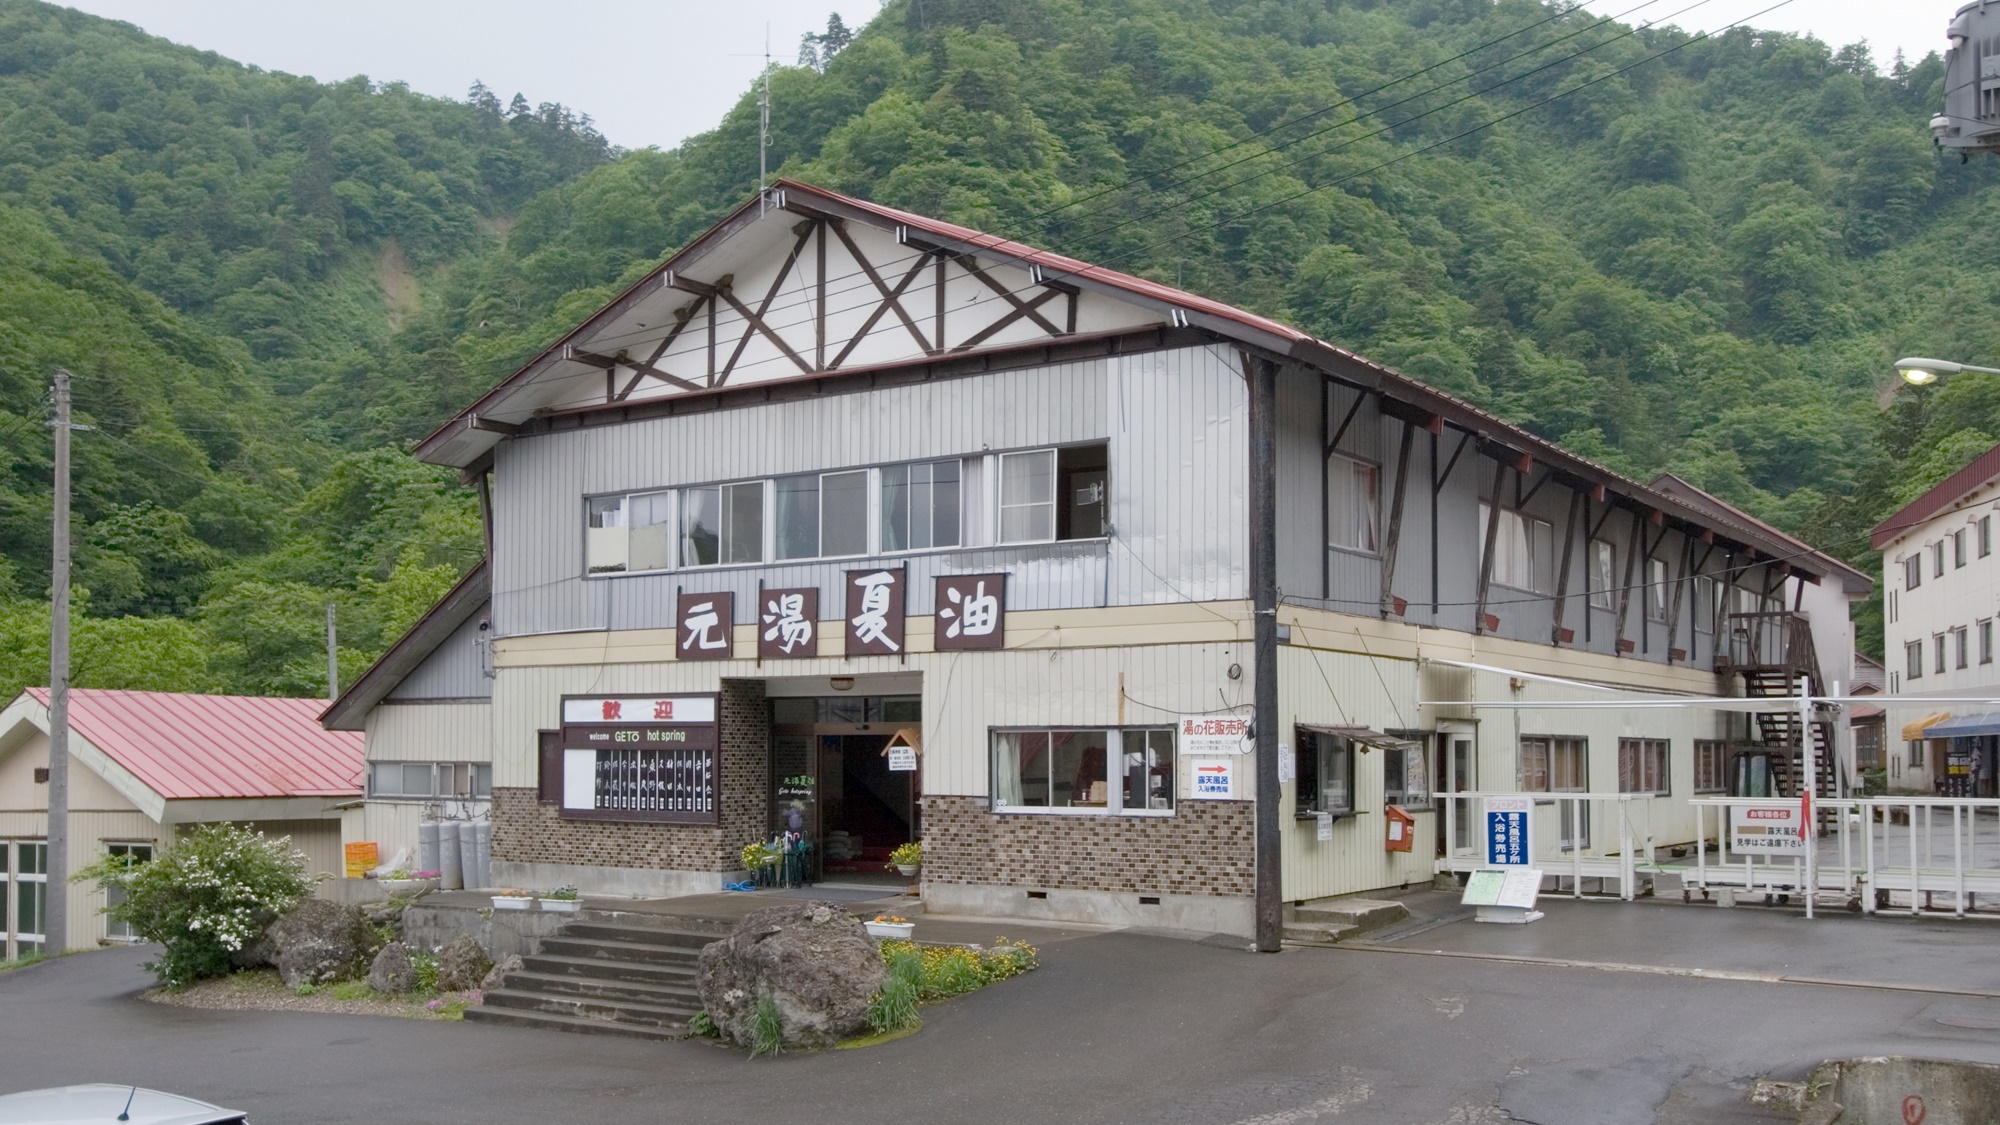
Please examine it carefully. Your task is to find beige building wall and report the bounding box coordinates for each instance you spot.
[0,731,162,954]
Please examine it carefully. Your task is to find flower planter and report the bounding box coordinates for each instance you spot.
[540,898,581,913]
[492,895,532,911]
[895,864,920,878]
[380,878,434,896]
[865,920,916,940]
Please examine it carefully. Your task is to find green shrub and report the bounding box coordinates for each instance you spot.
[74,824,315,989]
[865,976,921,1035]
[686,1010,718,1038]
[412,951,441,993]
[749,991,785,1057]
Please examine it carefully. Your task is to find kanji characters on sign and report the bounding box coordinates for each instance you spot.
[845,569,904,656]
[935,573,1007,650]
[758,587,819,659]
[676,591,736,661]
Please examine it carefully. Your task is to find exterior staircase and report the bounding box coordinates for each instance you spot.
[464,912,731,1040]
[1282,896,1410,946]
[1723,611,1842,801]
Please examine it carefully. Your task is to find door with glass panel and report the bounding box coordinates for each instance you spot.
[10,841,48,956]
[1436,724,1475,855]
[103,843,154,942]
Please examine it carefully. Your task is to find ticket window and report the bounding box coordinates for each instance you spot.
[1295,730,1355,819]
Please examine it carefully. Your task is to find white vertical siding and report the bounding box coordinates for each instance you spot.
[365,702,494,762]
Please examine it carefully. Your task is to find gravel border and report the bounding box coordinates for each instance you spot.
[144,970,476,1020]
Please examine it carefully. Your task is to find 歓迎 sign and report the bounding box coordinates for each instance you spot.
[1179,715,1251,756]
[557,694,721,825]
[935,573,1006,650]
[1729,805,1806,853]
[562,696,718,724]
[1188,758,1237,799]
[1483,795,1532,867]
[677,591,736,660]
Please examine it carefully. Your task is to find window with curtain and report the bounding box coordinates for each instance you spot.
[1617,738,1670,795]
[993,728,1172,815]
[880,459,962,552]
[1481,503,1554,594]
[1590,540,1615,609]
[1327,455,1379,553]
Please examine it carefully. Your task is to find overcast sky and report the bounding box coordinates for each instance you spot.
[60,0,1954,153]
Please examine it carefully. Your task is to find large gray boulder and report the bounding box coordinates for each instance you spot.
[436,935,492,992]
[368,942,418,994]
[696,901,886,1050]
[267,898,376,989]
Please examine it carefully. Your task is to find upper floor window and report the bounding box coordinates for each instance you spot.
[1907,640,1924,679]
[1982,515,1993,558]
[1936,633,1948,675]
[1955,529,1968,569]
[370,761,492,801]
[1905,555,1921,590]
[1982,619,1993,665]
[582,443,1106,575]
[1327,455,1380,553]
[1589,540,1615,609]
[1934,542,1946,578]
[1481,503,1554,594]
[880,459,961,552]
[1646,557,1670,622]
[1956,626,1970,670]
[1693,574,1716,633]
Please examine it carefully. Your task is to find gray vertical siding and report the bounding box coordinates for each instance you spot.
[490,344,1251,636]
[386,608,491,700]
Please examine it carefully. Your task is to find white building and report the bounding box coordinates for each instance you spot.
[1873,443,2000,796]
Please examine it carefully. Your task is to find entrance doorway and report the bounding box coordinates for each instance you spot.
[770,693,921,879]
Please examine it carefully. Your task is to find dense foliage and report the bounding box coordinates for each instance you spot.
[5,0,1999,681]
[75,824,315,988]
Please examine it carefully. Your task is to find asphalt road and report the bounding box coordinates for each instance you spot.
[5,899,2000,1125]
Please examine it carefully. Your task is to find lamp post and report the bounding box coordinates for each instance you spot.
[1895,357,2000,386]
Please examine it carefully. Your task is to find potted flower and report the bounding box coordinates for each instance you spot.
[741,841,779,871]
[865,914,915,940]
[491,888,534,911]
[378,867,418,894]
[888,841,922,878]
[412,869,442,893]
[540,886,582,913]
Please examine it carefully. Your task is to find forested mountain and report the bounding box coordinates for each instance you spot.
[2,0,1992,695]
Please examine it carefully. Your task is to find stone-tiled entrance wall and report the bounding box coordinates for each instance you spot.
[920,794,1255,897]
[491,679,768,873]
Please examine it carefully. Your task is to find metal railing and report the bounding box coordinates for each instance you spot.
[1719,610,1817,673]
[1438,791,1667,901]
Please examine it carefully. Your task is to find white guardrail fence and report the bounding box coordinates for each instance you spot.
[1437,792,2000,919]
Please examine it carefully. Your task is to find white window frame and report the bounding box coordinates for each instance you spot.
[1481,503,1555,595]
[990,726,1175,817]
[369,761,494,802]
[774,468,871,562]
[1327,454,1380,554]
[1618,737,1670,796]
[9,840,47,957]
[102,842,154,943]
[1589,540,1616,609]
[879,458,964,554]
[1907,640,1924,680]
[996,449,1058,546]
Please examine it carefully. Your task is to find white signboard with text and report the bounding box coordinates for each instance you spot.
[1188,758,1237,799]
[1179,716,1251,756]
[1729,805,1806,853]
[562,696,717,725]
[887,745,918,772]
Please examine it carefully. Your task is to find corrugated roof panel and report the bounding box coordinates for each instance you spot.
[23,689,364,800]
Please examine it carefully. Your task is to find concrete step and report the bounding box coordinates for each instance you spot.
[1281,923,1359,946]
[537,935,704,966]
[522,952,697,987]
[1286,897,1409,935]
[463,1004,682,1040]
[500,970,700,1007]
[558,921,722,949]
[482,987,697,1028]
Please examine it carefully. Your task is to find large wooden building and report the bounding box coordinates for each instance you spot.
[329,180,1863,937]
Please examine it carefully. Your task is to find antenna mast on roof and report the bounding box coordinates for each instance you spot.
[759,22,772,215]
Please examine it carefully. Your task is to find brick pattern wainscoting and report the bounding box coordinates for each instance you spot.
[921,795,1255,897]
[493,679,768,871]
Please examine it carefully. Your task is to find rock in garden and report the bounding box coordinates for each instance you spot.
[266,899,376,989]
[696,901,886,1050]
[436,935,492,991]
[368,942,418,994]
[479,953,523,993]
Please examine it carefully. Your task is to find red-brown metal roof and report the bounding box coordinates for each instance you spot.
[23,688,364,800]
[1870,440,2000,550]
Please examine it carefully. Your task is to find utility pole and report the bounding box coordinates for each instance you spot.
[1249,357,1281,953]
[326,601,339,701]
[46,368,72,954]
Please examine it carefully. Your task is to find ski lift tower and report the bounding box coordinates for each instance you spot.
[1934,2,2000,157]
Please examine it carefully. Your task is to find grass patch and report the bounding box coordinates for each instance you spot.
[837,1024,922,1049]
[158,968,479,1021]
[748,991,784,1058]
[0,950,47,973]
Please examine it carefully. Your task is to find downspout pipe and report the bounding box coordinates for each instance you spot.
[1250,356,1282,953]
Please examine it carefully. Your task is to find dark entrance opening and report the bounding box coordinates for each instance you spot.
[769,694,920,879]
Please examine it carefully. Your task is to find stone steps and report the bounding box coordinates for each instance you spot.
[462,1005,682,1041]
[469,913,728,1038]
[1282,896,1411,947]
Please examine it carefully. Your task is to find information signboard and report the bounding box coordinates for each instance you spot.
[1729,805,1806,853]
[1188,758,1237,799]
[1179,716,1251,756]
[1483,795,1532,867]
[887,745,918,772]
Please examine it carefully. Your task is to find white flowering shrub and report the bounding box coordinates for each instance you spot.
[77,824,315,989]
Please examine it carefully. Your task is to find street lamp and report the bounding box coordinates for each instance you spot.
[1896,357,2000,385]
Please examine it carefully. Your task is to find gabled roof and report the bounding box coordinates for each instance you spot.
[1650,473,1872,594]
[417,179,1857,586]
[1870,440,2000,550]
[8,689,363,801]
[320,560,490,731]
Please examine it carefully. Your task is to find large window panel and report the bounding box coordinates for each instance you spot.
[774,474,821,561]
[724,481,763,563]
[999,450,1056,543]
[994,727,1170,815]
[1120,728,1176,811]
[820,470,868,557]
[681,486,722,566]
[627,492,674,572]
[1617,737,1669,795]
[1295,729,1356,816]
[882,459,962,552]
[1328,456,1379,553]
[1482,504,1554,594]
[586,495,629,574]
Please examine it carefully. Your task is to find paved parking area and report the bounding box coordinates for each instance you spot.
[4,899,1999,1124]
